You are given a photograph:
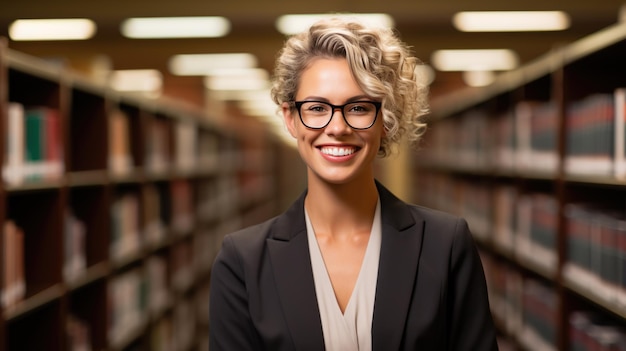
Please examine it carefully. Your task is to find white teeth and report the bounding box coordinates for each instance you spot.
[320,147,355,156]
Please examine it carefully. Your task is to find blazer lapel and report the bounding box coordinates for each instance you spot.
[372,182,425,351]
[267,191,325,351]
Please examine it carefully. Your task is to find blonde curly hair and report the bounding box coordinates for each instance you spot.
[270,16,429,156]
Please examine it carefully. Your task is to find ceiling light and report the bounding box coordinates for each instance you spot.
[276,13,394,35]
[453,11,570,32]
[121,16,230,39]
[462,71,496,87]
[110,69,162,94]
[9,18,96,41]
[414,65,436,86]
[204,68,270,91]
[169,53,257,76]
[431,49,519,71]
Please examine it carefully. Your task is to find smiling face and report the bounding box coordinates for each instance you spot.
[282,58,384,186]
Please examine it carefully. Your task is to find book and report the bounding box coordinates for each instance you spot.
[2,220,26,309]
[515,101,559,173]
[493,185,517,253]
[564,203,626,307]
[110,194,141,262]
[569,310,626,351]
[142,185,165,247]
[564,94,615,176]
[108,268,146,347]
[174,121,197,172]
[520,278,558,350]
[22,107,64,182]
[145,118,170,174]
[108,109,133,175]
[145,256,169,314]
[64,210,87,282]
[170,180,194,234]
[615,88,626,179]
[66,314,93,351]
[3,102,25,185]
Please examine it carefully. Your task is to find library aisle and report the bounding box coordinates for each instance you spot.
[3,10,626,351]
[414,20,626,351]
[0,42,304,350]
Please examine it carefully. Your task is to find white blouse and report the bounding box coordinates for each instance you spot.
[305,199,382,351]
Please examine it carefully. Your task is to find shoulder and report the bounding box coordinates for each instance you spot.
[409,203,464,222]
[220,216,278,257]
[409,204,469,233]
[404,203,476,255]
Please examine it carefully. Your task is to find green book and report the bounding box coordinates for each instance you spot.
[24,110,45,162]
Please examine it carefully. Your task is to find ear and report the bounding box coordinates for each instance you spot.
[282,102,298,138]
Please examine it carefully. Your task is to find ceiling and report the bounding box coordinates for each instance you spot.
[1,0,625,105]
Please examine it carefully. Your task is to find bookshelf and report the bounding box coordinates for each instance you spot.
[415,21,626,351]
[0,41,299,350]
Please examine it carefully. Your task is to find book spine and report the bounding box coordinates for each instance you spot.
[3,103,25,185]
[24,109,44,180]
[614,88,626,179]
[108,109,133,175]
[2,220,25,309]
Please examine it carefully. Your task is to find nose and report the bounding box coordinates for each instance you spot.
[325,108,352,136]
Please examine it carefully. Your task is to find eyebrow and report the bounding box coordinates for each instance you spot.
[297,95,374,103]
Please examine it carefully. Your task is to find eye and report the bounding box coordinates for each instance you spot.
[309,105,327,112]
[303,102,331,114]
[347,102,374,114]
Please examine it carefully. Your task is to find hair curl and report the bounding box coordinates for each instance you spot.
[270,16,429,156]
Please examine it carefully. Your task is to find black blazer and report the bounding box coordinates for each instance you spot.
[209,182,498,350]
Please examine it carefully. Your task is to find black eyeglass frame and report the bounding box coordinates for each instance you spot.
[292,100,382,130]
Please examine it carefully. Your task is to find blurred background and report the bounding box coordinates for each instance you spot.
[1,1,626,351]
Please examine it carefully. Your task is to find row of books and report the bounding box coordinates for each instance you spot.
[110,109,242,177]
[564,92,621,176]
[482,255,523,340]
[3,102,64,185]
[149,291,204,351]
[570,310,626,351]
[483,253,626,351]
[420,88,626,178]
[563,203,626,310]
[110,180,197,263]
[1,104,227,181]
[416,174,559,275]
[108,263,210,350]
[1,220,25,309]
[197,177,240,223]
[421,100,559,173]
[482,253,559,351]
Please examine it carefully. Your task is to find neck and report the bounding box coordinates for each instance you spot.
[305,175,379,238]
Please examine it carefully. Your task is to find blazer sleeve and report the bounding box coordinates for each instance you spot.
[448,218,499,351]
[209,234,262,350]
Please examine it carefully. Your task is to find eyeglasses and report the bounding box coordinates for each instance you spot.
[293,100,381,130]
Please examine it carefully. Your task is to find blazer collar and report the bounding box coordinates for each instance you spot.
[270,180,416,241]
[267,180,424,351]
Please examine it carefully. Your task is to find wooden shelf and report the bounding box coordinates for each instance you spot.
[415,20,626,351]
[0,43,300,351]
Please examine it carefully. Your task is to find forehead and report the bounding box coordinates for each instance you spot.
[297,58,364,99]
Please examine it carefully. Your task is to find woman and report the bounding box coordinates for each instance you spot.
[209,17,498,351]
